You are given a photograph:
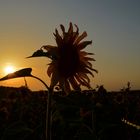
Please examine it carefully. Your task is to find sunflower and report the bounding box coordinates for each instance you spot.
[32,22,97,93]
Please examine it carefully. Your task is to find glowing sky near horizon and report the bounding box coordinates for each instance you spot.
[0,0,140,91]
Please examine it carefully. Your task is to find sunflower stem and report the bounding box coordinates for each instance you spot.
[46,87,53,140]
[30,75,52,140]
[30,75,49,90]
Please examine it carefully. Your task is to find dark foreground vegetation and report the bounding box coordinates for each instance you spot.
[0,86,140,140]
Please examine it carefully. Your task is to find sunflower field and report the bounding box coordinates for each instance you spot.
[0,86,140,140]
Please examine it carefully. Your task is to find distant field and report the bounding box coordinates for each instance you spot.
[0,86,140,140]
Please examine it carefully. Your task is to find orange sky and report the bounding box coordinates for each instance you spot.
[0,0,140,91]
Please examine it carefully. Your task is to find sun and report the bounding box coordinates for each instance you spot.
[4,65,16,75]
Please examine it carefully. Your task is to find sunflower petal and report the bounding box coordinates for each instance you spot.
[84,57,96,61]
[75,74,83,85]
[80,78,91,88]
[80,61,97,72]
[92,68,98,73]
[85,62,93,69]
[72,24,79,42]
[75,74,91,88]
[69,77,81,91]
[59,78,64,90]
[80,51,94,56]
[50,70,59,88]
[64,80,71,94]
[68,22,73,35]
[74,31,87,44]
[78,72,90,83]
[54,29,63,46]
[74,24,79,33]
[78,41,92,50]
[47,64,54,77]
[42,45,56,51]
[60,24,65,34]
[81,67,94,77]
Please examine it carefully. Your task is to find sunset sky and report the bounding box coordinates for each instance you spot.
[0,0,140,91]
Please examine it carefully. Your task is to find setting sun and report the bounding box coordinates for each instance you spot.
[4,65,16,75]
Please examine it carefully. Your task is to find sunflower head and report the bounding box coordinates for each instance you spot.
[29,22,97,93]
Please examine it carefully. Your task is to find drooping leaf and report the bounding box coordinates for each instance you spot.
[42,45,58,60]
[26,49,49,58]
[0,68,32,81]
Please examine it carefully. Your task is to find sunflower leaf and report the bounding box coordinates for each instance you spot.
[26,49,49,58]
[0,68,32,81]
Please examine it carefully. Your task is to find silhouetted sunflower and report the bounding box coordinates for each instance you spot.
[33,23,97,93]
